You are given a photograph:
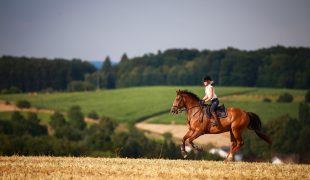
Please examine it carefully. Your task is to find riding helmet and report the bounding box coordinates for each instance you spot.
[203,75,212,82]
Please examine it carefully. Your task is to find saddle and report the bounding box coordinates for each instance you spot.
[204,104,228,119]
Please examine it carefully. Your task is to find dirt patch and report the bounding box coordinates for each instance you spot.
[0,101,54,114]
[136,122,230,147]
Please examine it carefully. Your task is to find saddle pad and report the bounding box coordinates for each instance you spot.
[205,104,228,119]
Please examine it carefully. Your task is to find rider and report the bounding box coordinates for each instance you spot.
[202,75,219,126]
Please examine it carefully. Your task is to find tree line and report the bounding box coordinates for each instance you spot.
[106,46,310,88]
[1,46,310,92]
[94,46,310,89]
[0,56,96,92]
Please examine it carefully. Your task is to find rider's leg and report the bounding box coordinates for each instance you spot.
[210,99,219,126]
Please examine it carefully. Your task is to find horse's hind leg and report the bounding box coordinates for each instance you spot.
[225,130,237,161]
[229,129,244,160]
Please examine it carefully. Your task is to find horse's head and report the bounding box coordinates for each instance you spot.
[170,90,186,114]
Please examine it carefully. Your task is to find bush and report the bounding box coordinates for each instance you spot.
[87,111,99,120]
[16,100,31,108]
[262,98,272,103]
[1,89,8,94]
[1,87,22,94]
[277,93,293,103]
[8,86,22,94]
[305,90,310,103]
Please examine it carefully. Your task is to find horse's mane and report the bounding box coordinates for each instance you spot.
[180,90,200,101]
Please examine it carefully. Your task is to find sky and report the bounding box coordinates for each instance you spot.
[0,0,310,62]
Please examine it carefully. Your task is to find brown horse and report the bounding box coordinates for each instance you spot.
[170,90,272,161]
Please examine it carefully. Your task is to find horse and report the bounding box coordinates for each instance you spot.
[170,90,272,161]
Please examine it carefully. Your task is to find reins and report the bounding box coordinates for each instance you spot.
[173,105,200,113]
[175,101,204,123]
[173,93,205,124]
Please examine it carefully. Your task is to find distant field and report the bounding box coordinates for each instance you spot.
[0,86,306,124]
[0,156,309,179]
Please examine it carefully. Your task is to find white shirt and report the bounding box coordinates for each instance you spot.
[205,84,218,100]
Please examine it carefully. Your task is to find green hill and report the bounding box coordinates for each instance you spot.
[0,86,306,124]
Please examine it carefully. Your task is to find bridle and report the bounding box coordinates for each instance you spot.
[172,94,203,116]
[171,92,206,123]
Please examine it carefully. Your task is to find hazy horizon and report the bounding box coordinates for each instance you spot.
[1,0,310,62]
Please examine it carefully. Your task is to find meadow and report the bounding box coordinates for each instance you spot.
[0,86,306,124]
[0,156,309,179]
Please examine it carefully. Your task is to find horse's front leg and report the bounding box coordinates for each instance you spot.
[188,130,203,153]
[181,129,194,158]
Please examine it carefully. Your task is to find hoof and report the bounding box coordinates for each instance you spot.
[192,144,203,154]
[224,154,234,162]
[193,146,203,154]
[181,150,188,158]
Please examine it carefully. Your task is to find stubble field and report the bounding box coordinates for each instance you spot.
[0,156,309,179]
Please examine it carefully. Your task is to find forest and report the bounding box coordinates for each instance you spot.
[0,57,96,92]
[94,46,310,89]
[1,46,310,93]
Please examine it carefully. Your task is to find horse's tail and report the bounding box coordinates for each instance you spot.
[247,112,272,144]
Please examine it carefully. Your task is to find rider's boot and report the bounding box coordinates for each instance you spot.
[211,112,219,127]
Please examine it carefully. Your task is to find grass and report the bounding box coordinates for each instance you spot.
[0,156,309,179]
[0,86,306,124]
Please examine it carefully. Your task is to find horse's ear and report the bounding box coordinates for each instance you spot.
[176,89,181,94]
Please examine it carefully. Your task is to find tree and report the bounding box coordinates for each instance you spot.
[16,100,31,109]
[120,53,129,63]
[26,112,48,136]
[50,112,67,129]
[54,125,83,141]
[68,105,86,130]
[277,93,294,103]
[305,90,310,103]
[99,117,117,135]
[87,111,99,120]
[100,56,115,89]
[27,112,40,124]
[296,126,310,162]
[266,116,300,154]
[85,118,117,152]
[11,111,25,123]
